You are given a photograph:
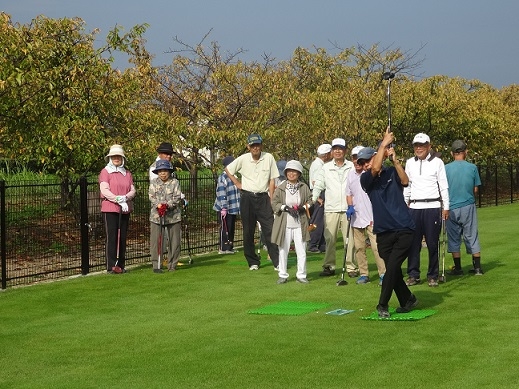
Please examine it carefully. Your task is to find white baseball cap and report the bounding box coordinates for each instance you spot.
[317,143,332,155]
[351,145,364,155]
[412,133,430,144]
[331,138,346,148]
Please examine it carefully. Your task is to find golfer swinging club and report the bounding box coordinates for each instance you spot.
[358,128,418,318]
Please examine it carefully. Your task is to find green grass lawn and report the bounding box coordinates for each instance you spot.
[1,203,519,388]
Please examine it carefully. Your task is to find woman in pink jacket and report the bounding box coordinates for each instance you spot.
[99,144,136,273]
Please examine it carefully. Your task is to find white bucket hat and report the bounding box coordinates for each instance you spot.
[105,144,126,162]
[283,160,303,176]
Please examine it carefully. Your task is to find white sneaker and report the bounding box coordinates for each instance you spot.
[273,266,279,271]
[249,265,259,271]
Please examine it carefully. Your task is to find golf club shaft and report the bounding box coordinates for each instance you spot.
[386,78,394,161]
[158,216,164,268]
[116,208,122,260]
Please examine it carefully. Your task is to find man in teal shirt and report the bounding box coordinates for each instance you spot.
[445,140,483,275]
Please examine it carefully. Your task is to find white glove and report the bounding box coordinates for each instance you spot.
[120,202,129,213]
[115,195,127,204]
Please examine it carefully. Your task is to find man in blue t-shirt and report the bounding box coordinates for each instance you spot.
[358,128,417,319]
[445,140,483,275]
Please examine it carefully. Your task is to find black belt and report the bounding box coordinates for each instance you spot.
[241,190,268,197]
[410,198,441,203]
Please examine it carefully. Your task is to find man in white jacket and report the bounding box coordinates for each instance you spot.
[404,133,449,287]
[312,138,354,276]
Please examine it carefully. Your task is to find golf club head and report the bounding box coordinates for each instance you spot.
[438,276,446,283]
[112,265,123,274]
[336,279,348,286]
[382,71,395,80]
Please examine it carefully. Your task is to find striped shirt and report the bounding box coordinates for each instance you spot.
[213,172,241,215]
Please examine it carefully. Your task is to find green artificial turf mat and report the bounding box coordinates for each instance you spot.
[248,301,330,315]
[361,308,437,321]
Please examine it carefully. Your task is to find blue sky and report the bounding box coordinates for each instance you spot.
[3,0,518,88]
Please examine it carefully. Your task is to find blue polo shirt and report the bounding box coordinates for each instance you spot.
[445,160,481,210]
[360,166,415,234]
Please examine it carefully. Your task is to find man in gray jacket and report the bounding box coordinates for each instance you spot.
[312,138,354,276]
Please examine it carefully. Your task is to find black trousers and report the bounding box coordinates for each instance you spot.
[103,212,130,271]
[407,208,442,279]
[377,229,414,308]
[240,192,279,267]
[218,212,237,252]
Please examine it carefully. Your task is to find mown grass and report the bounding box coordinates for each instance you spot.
[0,203,518,388]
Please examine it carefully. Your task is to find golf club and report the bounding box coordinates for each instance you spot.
[222,213,231,245]
[304,204,316,232]
[257,221,263,259]
[383,71,395,161]
[439,218,447,283]
[183,201,193,265]
[336,217,352,286]
[159,214,166,268]
[112,207,123,274]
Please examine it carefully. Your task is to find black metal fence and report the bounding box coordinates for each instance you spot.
[1,163,518,288]
[0,173,240,288]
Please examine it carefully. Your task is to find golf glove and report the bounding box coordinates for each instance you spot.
[120,202,129,213]
[115,195,127,204]
[283,206,299,219]
[157,203,168,217]
[221,208,227,217]
[293,204,305,214]
[346,205,355,219]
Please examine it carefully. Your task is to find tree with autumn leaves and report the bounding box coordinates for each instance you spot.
[1,13,518,204]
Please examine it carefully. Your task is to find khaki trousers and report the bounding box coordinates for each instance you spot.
[350,225,386,277]
[323,212,353,270]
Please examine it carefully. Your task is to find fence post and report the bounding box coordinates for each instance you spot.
[1,180,6,289]
[510,164,514,204]
[79,176,90,275]
[495,164,498,206]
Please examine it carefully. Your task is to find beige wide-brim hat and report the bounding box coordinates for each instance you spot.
[105,144,126,162]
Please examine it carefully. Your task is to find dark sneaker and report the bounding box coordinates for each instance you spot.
[447,268,464,276]
[428,278,439,287]
[277,277,288,284]
[396,294,419,313]
[474,268,484,275]
[153,269,164,274]
[308,247,320,253]
[347,271,359,278]
[406,277,421,286]
[377,304,390,318]
[319,267,335,277]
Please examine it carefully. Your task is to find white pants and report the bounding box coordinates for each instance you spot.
[278,227,307,280]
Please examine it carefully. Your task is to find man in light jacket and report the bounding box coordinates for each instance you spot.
[312,138,354,276]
